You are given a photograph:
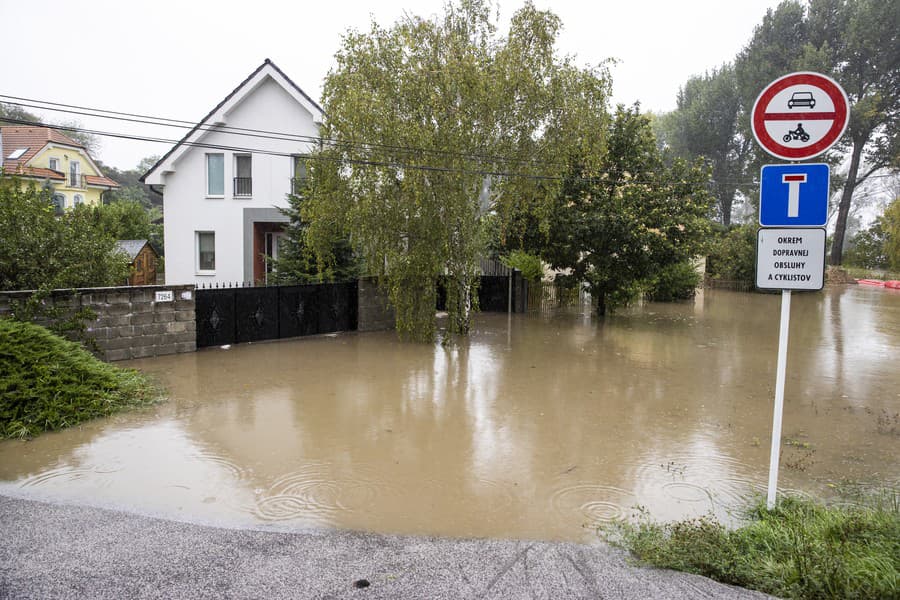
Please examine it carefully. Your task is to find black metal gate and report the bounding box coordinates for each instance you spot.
[196,282,358,348]
[435,273,527,313]
[478,276,511,312]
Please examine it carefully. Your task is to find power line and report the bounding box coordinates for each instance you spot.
[2,115,719,187]
[10,95,890,189]
[0,116,565,181]
[0,95,567,171]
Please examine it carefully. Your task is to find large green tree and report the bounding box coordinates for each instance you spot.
[734,0,899,264]
[845,196,900,271]
[272,172,358,284]
[303,0,610,340]
[100,157,163,209]
[91,199,163,253]
[881,196,900,271]
[541,106,713,315]
[0,103,41,126]
[658,66,745,226]
[0,178,129,291]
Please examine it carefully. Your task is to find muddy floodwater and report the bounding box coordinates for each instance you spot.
[2,286,899,542]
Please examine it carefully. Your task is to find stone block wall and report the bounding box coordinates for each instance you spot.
[357,277,395,332]
[0,285,196,361]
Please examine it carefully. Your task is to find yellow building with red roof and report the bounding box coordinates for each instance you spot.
[0,125,119,209]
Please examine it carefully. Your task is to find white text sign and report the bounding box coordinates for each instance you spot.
[756,228,826,290]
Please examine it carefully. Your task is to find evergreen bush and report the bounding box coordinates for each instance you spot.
[0,319,160,439]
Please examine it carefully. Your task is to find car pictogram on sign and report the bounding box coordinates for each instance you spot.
[787,91,815,109]
[751,72,849,161]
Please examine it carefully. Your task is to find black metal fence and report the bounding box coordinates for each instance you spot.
[196,282,358,348]
[479,275,521,312]
[435,272,527,313]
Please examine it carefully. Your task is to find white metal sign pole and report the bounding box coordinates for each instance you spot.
[767,289,792,509]
[752,71,847,511]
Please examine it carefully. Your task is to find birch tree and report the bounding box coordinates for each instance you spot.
[303,0,610,341]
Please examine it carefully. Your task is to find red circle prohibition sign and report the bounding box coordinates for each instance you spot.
[751,72,849,160]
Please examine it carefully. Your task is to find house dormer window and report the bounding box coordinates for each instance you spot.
[206,153,224,196]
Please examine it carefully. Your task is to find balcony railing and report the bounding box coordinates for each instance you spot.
[68,173,85,188]
[234,177,253,196]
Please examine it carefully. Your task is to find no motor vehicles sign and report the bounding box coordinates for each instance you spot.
[751,72,849,160]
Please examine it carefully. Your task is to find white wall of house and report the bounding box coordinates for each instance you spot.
[146,64,321,286]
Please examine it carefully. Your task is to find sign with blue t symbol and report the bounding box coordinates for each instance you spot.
[759,163,829,227]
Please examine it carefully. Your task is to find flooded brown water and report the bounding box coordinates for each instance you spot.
[1,286,898,543]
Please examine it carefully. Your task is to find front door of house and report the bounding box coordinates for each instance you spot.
[264,231,286,285]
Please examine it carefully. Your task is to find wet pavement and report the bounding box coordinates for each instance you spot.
[0,494,774,599]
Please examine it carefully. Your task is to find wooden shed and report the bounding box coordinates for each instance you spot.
[116,239,159,286]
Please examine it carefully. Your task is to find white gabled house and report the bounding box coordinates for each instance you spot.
[142,59,323,286]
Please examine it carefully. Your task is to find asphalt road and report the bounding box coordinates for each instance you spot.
[0,494,774,599]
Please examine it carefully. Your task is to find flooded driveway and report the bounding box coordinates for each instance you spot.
[1,286,898,543]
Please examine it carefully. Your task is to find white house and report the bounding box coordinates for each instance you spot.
[142,59,323,286]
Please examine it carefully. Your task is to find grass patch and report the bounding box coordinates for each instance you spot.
[842,266,900,281]
[606,492,900,599]
[0,318,162,439]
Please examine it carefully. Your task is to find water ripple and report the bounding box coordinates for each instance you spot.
[550,484,634,524]
[253,464,392,521]
[662,481,713,504]
[19,466,116,489]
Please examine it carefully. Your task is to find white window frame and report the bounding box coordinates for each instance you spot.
[48,157,60,171]
[73,194,84,206]
[69,160,80,187]
[206,153,225,198]
[196,231,216,275]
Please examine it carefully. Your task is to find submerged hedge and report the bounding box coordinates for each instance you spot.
[0,319,160,439]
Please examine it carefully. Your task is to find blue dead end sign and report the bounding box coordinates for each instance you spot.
[759,163,829,227]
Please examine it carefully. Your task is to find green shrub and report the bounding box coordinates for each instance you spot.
[608,492,900,599]
[706,224,757,284]
[501,250,544,282]
[644,260,701,302]
[0,319,161,439]
[845,222,888,270]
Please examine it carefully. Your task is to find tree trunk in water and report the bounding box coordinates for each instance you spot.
[452,275,472,335]
[595,293,606,317]
[830,141,864,266]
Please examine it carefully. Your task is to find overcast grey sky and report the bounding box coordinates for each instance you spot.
[1,0,784,170]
